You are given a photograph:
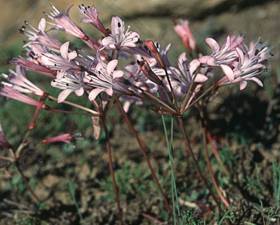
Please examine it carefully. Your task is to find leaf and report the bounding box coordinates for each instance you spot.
[91,116,101,140]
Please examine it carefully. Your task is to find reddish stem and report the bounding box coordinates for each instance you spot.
[177,116,220,207]
[115,99,172,214]
[203,127,230,208]
[206,131,230,176]
[101,115,124,224]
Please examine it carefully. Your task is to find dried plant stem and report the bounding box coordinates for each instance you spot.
[101,116,124,224]
[202,127,230,208]
[177,116,220,206]
[115,99,172,213]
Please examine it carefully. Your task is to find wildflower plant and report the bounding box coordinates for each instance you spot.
[0,3,271,224]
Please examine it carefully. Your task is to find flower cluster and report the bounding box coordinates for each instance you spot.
[1,4,271,116]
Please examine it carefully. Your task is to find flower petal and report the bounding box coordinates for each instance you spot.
[113,70,124,79]
[189,59,200,75]
[60,42,70,59]
[194,73,208,83]
[111,16,125,36]
[221,65,234,81]
[89,88,105,101]
[205,38,220,52]
[75,87,84,96]
[38,18,46,32]
[249,77,263,87]
[107,60,118,75]
[58,89,72,103]
[236,47,245,64]
[105,88,113,96]
[68,51,77,61]
[240,81,247,90]
[102,36,115,48]
[199,56,215,66]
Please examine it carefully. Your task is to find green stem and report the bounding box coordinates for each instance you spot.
[161,116,181,224]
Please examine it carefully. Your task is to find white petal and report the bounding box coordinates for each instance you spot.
[199,56,215,66]
[111,16,125,36]
[249,77,263,87]
[60,42,70,59]
[194,73,208,83]
[113,70,124,79]
[89,88,105,101]
[105,88,113,96]
[102,36,115,48]
[56,72,65,79]
[221,65,234,81]
[236,47,244,64]
[189,59,200,75]
[68,51,77,61]
[38,18,46,32]
[205,38,220,52]
[107,60,118,75]
[240,81,247,90]
[123,101,131,112]
[75,87,84,96]
[58,89,72,103]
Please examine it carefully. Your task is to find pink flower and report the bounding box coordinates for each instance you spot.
[51,71,85,103]
[1,66,44,96]
[48,5,86,39]
[169,53,208,96]
[174,20,196,51]
[40,42,79,72]
[86,59,124,101]
[11,57,56,77]
[202,35,244,66]
[48,5,100,50]
[198,35,245,81]
[79,4,108,35]
[0,85,44,107]
[22,18,61,50]
[42,133,73,144]
[218,41,271,90]
[102,16,139,49]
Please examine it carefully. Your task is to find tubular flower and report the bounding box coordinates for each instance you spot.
[79,4,108,35]
[21,18,61,50]
[48,5,87,39]
[174,19,196,51]
[0,85,43,107]
[11,57,56,77]
[1,66,44,96]
[102,16,140,49]
[42,133,73,144]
